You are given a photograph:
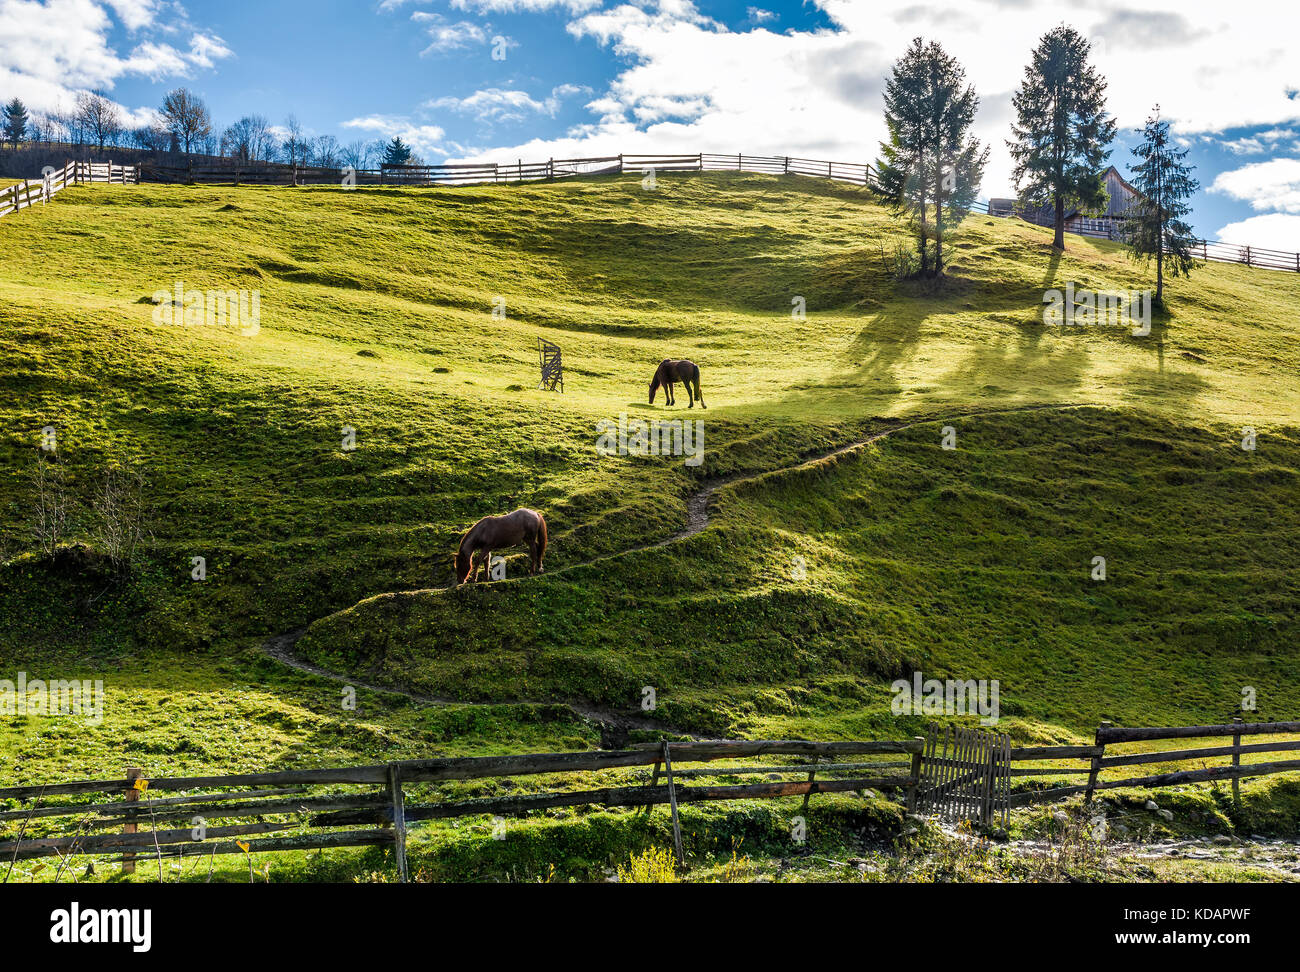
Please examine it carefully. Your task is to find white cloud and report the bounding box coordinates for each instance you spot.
[425,84,587,122]
[104,0,157,30]
[446,0,1300,197]
[1218,128,1295,156]
[0,0,231,115]
[1211,158,1300,214]
[1213,213,1300,253]
[341,114,448,155]
[450,0,601,12]
[188,32,233,69]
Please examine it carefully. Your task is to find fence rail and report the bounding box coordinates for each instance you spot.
[1005,718,1300,808]
[4,720,1299,879]
[0,738,919,878]
[134,150,1298,273]
[16,150,1295,274]
[0,159,137,220]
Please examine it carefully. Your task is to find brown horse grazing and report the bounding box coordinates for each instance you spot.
[649,359,706,408]
[455,508,547,584]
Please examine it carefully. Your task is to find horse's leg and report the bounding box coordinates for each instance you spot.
[685,376,694,408]
[667,380,675,406]
[528,537,538,575]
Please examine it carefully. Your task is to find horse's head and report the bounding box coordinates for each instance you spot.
[648,377,658,404]
[454,547,473,584]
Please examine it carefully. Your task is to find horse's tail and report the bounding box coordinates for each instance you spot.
[535,514,547,568]
[692,362,704,405]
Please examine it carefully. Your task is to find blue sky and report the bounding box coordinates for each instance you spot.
[4,0,1300,249]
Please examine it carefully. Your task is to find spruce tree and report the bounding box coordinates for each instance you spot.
[1008,25,1116,250]
[875,38,988,277]
[1125,106,1199,304]
[382,137,413,167]
[3,97,28,149]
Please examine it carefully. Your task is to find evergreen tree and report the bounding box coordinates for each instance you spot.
[3,97,28,149]
[382,137,413,167]
[1007,25,1116,250]
[875,37,988,277]
[1125,106,1199,304]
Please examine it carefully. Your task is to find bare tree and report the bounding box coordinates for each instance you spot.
[36,109,71,144]
[75,91,123,150]
[89,464,148,574]
[281,114,306,166]
[31,453,70,558]
[131,123,171,151]
[309,134,340,168]
[341,140,369,169]
[159,88,212,154]
[221,114,276,163]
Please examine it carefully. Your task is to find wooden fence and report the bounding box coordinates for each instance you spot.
[1005,718,1300,808]
[0,738,919,880]
[5,720,1299,880]
[134,150,1298,274]
[137,152,874,189]
[6,149,1293,275]
[0,159,138,220]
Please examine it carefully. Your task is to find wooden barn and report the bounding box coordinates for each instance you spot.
[989,166,1144,239]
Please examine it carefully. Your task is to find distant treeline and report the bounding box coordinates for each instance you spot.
[0,87,424,180]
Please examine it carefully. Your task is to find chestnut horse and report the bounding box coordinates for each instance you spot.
[649,359,706,408]
[455,508,547,584]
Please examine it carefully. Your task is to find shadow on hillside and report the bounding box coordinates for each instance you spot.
[752,242,1212,421]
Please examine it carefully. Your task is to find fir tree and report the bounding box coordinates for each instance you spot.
[875,38,988,277]
[1125,106,1200,304]
[382,137,413,167]
[3,97,28,149]
[1008,25,1116,250]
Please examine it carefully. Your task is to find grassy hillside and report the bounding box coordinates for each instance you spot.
[2,171,1298,821]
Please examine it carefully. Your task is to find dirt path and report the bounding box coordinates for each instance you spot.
[258,402,1086,736]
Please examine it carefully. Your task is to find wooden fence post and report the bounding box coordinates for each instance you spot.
[642,758,661,816]
[661,742,684,866]
[906,736,924,811]
[1245,246,1252,267]
[123,767,141,874]
[388,765,408,882]
[1232,716,1243,806]
[1085,721,1110,804]
[800,757,818,814]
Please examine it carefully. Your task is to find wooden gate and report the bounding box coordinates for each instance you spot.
[914,724,1010,828]
[538,338,563,392]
